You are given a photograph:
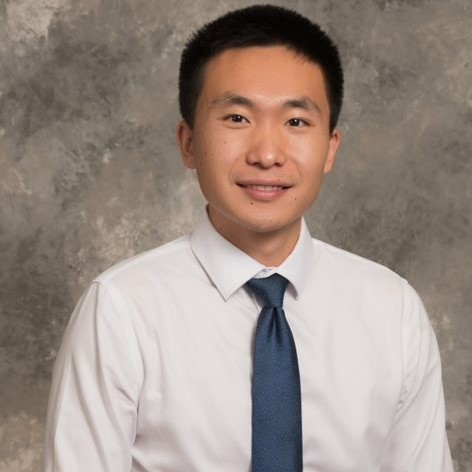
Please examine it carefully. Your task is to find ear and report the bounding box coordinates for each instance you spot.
[323,128,341,174]
[176,120,196,169]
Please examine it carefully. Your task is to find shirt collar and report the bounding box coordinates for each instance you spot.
[190,210,316,301]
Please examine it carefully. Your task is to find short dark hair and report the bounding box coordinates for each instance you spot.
[178,4,344,133]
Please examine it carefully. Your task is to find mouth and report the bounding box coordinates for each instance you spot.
[236,182,292,201]
[237,183,290,192]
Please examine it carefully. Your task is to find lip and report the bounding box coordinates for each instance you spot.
[237,181,292,201]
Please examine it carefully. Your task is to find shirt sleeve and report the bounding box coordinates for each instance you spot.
[379,280,454,472]
[43,281,142,472]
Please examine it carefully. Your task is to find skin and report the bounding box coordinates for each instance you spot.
[177,45,340,266]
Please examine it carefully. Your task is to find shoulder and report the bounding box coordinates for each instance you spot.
[94,234,194,288]
[312,238,431,320]
[313,238,404,281]
[309,240,435,355]
[310,237,415,304]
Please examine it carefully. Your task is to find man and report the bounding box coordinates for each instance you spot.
[43,5,453,472]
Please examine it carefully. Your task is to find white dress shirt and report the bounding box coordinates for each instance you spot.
[43,211,453,472]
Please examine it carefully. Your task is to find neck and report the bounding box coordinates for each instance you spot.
[208,210,301,267]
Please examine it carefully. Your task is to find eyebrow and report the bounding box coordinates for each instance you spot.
[283,97,322,117]
[210,93,254,108]
[210,93,322,117]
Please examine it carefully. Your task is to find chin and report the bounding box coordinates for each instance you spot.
[241,215,299,235]
[209,204,301,236]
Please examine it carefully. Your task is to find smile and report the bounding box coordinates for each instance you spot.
[237,182,291,202]
[241,184,287,192]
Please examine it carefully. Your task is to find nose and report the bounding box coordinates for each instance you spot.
[246,123,286,168]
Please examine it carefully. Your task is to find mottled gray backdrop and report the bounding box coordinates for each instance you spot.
[0,0,471,470]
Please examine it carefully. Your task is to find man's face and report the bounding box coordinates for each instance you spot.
[178,45,340,244]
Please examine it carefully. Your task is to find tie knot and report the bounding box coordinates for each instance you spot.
[245,273,289,308]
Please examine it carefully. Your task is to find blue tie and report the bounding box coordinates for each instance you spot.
[245,274,303,472]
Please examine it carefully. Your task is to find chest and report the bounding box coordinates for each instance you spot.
[130,287,403,471]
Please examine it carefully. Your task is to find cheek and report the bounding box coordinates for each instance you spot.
[200,135,243,170]
[295,138,330,168]
[193,140,229,186]
[296,151,327,176]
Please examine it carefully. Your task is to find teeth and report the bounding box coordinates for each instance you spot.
[245,185,284,191]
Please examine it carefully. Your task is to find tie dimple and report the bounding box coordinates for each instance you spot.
[245,273,289,307]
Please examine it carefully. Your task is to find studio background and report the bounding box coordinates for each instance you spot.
[0,0,471,470]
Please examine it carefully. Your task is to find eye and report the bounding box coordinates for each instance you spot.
[287,118,309,127]
[223,114,249,124]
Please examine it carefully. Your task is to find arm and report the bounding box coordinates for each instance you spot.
[380,281,453,471]
[43,282,142,472]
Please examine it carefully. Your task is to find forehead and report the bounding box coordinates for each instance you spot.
[198,45,329,108]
